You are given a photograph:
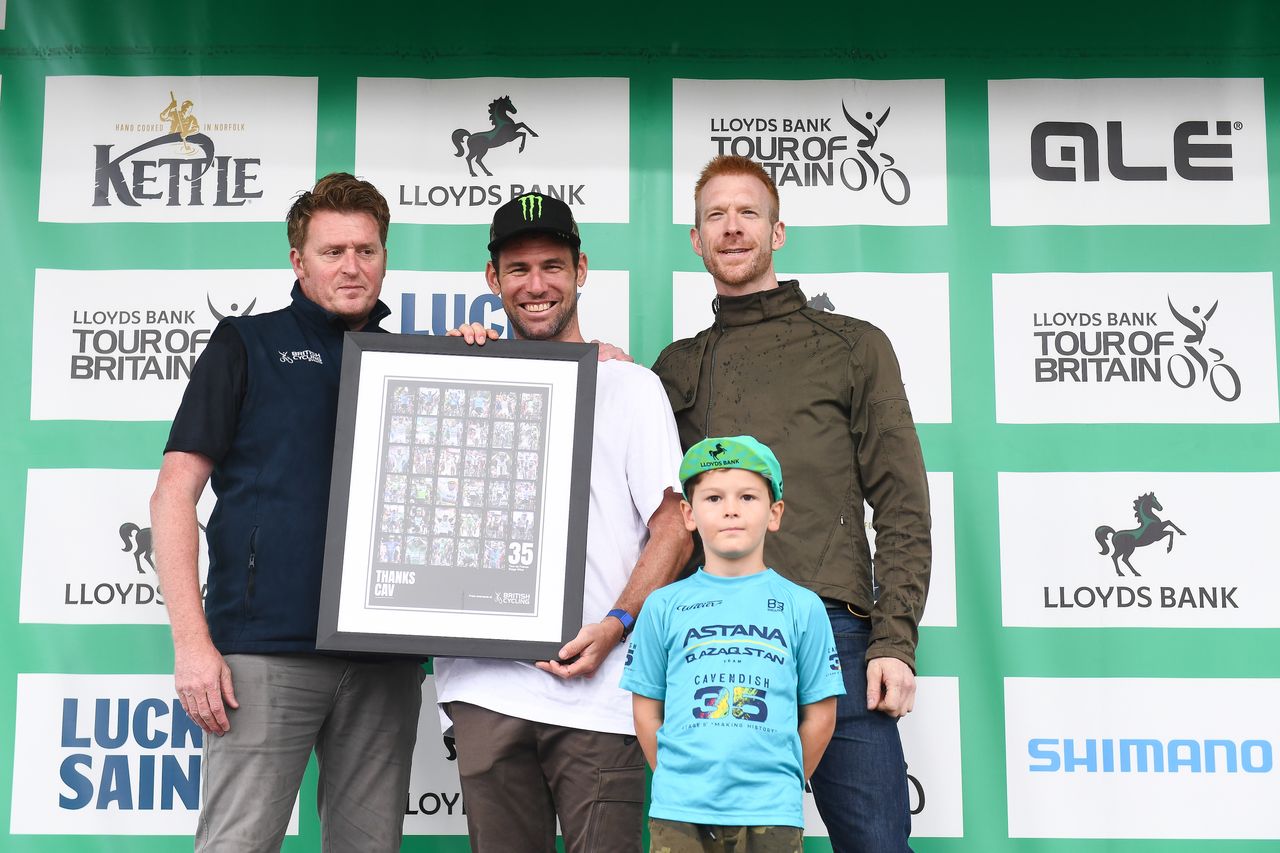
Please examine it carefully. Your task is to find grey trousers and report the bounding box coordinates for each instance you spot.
[447,701,647,853]
[195,653,424,853]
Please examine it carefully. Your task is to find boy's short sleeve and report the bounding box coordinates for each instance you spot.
[796,595,847,706]
[618,595,668,701]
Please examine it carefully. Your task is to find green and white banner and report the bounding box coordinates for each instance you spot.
[2,1,1278,850]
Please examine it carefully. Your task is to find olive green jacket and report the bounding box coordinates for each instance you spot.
[652,281,931,670]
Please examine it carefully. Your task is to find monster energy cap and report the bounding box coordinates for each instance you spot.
[679,435,784,502]
[488,192,582,253]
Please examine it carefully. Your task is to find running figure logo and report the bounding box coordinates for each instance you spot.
[451,96,540,178]
[840,103,911,205]
[1166,296,1241,402]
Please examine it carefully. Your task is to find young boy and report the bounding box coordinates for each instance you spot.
[620,435,845,852]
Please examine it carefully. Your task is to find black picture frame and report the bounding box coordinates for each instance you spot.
[317,332,597,660]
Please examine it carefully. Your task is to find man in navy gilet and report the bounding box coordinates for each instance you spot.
[150,173,424,852]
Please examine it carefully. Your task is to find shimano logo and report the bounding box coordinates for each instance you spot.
[1028,737,1274,774]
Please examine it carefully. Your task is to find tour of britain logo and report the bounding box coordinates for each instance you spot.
[672,78,946,226]
[31,269,292,421]
[992,273,1278,424]
[998,472,1280,628]
[39,76,317,223]
[354,77,630,224]
[988,78,1269,225]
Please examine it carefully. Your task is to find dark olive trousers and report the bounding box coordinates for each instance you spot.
[447,701,647,853]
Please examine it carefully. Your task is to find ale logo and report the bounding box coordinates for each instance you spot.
[1167,297,1242,402]
[1031,119,1239,184]
[451,96,540,178]
[95,91,263,208]
[840,104,911,205]
[1094,492,1187,577]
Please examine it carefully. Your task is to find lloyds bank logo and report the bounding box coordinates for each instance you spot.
[1094,492,1186,577]
[451,95,539,178]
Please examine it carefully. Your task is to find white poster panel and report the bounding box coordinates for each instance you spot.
[355,77,629,224]
[989,78,1269,225]
[10,674,300,835]
[39,76,317,222]
[20,469,215,625]
[404,675,467,835]
[31,268,293,421]
[993,272,1278,423]
[380,269,630,352]
[1000,472,1280,628]
[673,79,947,226]
[804,676,963,837]
[671,272,951,424]
[1006,677,1280,839]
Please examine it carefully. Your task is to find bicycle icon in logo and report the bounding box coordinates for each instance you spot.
[1166,296,1241,403]
[839,103,911,206]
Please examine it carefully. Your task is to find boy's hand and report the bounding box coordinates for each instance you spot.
[446,323,500,345]
[866,657,915,717]
[536,619,625,679]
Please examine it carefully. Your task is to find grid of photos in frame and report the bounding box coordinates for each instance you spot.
[368,379,551,615]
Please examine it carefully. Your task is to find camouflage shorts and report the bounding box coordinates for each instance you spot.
[649,818,803,853]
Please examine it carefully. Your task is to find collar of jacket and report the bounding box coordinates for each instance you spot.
[288,280,392,333]
[713,280,807,328]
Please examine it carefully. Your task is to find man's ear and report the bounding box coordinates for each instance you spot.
[485,260,501,295]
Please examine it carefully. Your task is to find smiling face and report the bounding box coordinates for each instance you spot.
[289,209,387,329]
[486,233,587,343]
[682,467,783,574]
[691,173,787,297]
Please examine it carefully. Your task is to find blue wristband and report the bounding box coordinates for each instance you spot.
[606,608,635,639]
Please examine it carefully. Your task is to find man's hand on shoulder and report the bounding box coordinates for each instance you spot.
[535,619,626,680]
[591,339,633,363]
[447,322,501,345]
[866,656,916,718]
[174,638,239,735]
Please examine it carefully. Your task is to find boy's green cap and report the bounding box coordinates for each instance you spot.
[679,435,783,502]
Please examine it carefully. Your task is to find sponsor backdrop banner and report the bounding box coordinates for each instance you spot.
[2,3,1278,852]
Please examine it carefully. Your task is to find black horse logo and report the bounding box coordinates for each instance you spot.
[1094,492,1186,577]
[120,522,154,574]
[120,520,207,574]
[708,442,728,460]
[451,96,539,178]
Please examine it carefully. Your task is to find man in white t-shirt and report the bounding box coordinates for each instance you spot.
[434,192,692,853]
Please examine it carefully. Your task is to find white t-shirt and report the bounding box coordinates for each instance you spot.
[434,359,684,735]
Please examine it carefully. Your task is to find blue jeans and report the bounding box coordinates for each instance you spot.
[809,608,912,853]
